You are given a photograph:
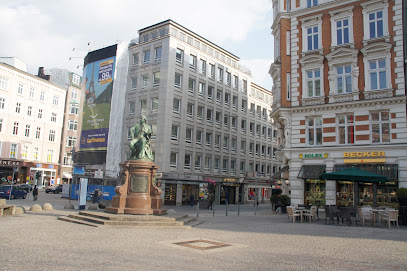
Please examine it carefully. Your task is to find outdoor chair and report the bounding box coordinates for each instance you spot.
[349,206,358,225]
[381,210,399,229]
[358,208,374,226]
[329,205,340,225]
[324,205,335,225]
[287,206,301,223]
[302,206,317,223]
[339,207,352,225]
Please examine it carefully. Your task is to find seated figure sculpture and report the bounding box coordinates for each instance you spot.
[129,115,154,161]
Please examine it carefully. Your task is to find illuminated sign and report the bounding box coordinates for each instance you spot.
[299,153,328,159]
[344,151,385,158]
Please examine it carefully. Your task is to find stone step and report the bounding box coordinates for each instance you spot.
[78,211,187,222]
[58,216,100,227]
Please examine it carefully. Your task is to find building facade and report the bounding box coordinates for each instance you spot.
[125,20,278,205]
[46,69,82,184]
[270,0,406,207]
[0,62,66,186]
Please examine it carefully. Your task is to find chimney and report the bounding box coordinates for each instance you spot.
[37,67,51,81]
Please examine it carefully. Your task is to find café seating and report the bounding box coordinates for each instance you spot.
[287,206,302,223]
[324,205,339,225]
[359,207,375,226]
[302,206,317,223]
[380,210,399,229]
[339,207,352,225]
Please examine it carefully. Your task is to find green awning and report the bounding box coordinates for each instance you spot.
[319,168,388,183]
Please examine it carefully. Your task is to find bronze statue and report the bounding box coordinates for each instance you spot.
[129,115,154,161]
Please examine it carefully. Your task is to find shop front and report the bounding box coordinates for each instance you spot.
[297,165,327,206]
[0,159,21,183]
[246,180,272,204]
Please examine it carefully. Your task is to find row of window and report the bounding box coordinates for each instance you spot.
[305,111,391,146]
[1,142,55,162]
[132,46,162,67]
[0,77,62,106]
[169,151,276,175]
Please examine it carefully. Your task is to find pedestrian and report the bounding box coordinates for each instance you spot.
[208,192,214,210]
[33,185,38,201]
[189,193,194,207]
[92,188,101,204]
[253,193,259,206]
[275,194,282,214]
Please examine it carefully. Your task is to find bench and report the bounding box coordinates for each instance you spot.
[0,205,15,217]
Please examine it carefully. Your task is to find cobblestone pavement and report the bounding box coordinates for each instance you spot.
[1,192,406,271]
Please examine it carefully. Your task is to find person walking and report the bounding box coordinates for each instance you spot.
[189,193,194,207]
[33,185,38,201]
[208,192,214,210]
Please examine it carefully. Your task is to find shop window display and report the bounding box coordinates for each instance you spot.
[182,184,198,205]
[164,183,177,205]
[305,179,325,206]
[337,181,354,206]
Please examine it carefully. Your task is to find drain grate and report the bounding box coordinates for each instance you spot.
[173,239,230,251]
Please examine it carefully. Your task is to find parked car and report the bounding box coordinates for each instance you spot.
[0,185,28,199]
[45,184,63,194]
[18,184,32,193]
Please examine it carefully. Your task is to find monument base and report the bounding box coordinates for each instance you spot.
[105,160,167,216]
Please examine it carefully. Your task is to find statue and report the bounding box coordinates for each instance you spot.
[129,115,154,161]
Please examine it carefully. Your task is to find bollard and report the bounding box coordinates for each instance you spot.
[197,202,199,217]
[213,204,215,217]
[238,201,240,216]
[226,203,228,216]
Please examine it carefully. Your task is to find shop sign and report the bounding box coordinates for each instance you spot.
[0,160,20,166]
[223,178,236,182]
[36,163,42,168]
[48,165,54,169]
[299,153,328,159]
[344,151,385,158]
[73,166,85,175]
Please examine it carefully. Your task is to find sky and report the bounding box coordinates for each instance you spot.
[0,0,274,90]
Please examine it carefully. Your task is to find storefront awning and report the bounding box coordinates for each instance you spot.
[320,168,388,183]
[272,166,289,180]
[297,165,326,179]
[62,173,72,179]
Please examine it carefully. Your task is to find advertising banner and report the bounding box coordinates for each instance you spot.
[78,178,88,210]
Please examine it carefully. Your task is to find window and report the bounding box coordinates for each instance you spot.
[189,55,196,70]
[231,138,237,152]
[18,83,23,94]
[195,155,202,170]
[66,136,77,147]
[241,140,246,154]
[256,125,261,137]
[214,158,220,171]
[188,78,195,93]
[336,19,350,45]
[187,103,194,118]
[223,136,229,150]
[129,101,135,115]
[306,26,319,51]
[51,112,57,122]
[369,59,387,90]
[217,67,223,83]
[0,118,2,132]
[186,128,193,144]
[27,106,32,116]
[175,73,182,89]
[171,124,179,141]
[249,122,254,135]
[215,111,221,126]
[240,162,245,173]
[197,106,204,120]
[241,99,247,113]
[10,143,17,158]
[216,89,222,103]
[223,116,229,129]
[232,96,238,109]
[206,109,213,123]
[47,149,54,162]
[231,117,237,130]
[205,156,212,171]
[215,134,221,149]
[222,159,228,173]
[34,147,39,160]
[362,2,388,42]
[25,125,30,137]
[175,48,183,64]
[306,117,322,146]
[151,98,159,113]
[36,127,41,139]
[53,96,59,106]
[0,97,4,109]
[196,130,203,145]
[209,64,215,79]
[368,11,384,39]
[72,74,81,86]
[133,53,139,67]
[172,98,180,114]
[338,115,355,144]
[286,31,291,55]
[29,87,35,98]
[153,72,160,86]
[224,92,230,107]
[199,59,206,75]
[131,77,137,90]
[337,65,352,94]
[15,102,21,113]
[226,72,231,86]
[13,122,19,135]
[184,154,191,170]
[49,130,56,142]
[155,47,162,62]
[371,111,390,143]
[206,132,212,147]
[69,105,79,114]
[198,82,205,97]
[233,75,239,89]
[143,50,150,64]
[241,119,246,133]
[307,0,318,8]
[38,109,43,119]
[306,69,321,97]
[207,86,213,100]
[40,91,45,101]
[71,89,78,100]
[256,106,261,118]
[250,103,255,116]
[140,100,147,113]
[242,80,247,93]
[141,75,149,88]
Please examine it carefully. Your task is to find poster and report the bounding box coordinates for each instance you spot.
[78,178,88,210]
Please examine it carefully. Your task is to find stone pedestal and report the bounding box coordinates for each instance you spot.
[105,160,167,215]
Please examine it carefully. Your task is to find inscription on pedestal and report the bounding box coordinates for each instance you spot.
[130,174,149,193]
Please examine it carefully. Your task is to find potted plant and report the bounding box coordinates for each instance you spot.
[396,187,407,207]
[280,195,291,213]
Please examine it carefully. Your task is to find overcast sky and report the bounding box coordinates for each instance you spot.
[0,0,274,90]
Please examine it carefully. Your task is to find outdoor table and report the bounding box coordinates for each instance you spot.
[293,207,305,223]
[371,209,386,226]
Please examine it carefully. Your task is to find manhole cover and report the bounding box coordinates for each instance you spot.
[173,239,230,251]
